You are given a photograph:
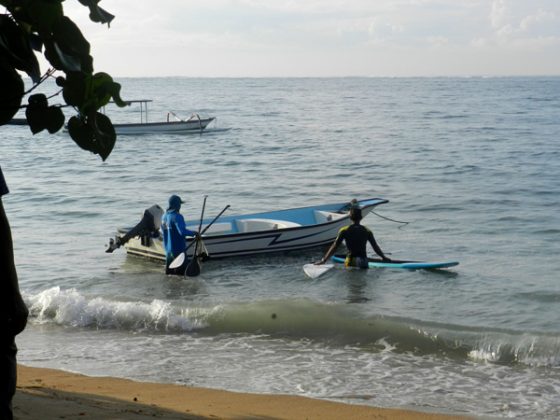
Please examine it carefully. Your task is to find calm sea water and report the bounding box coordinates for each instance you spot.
[3,77,560,418]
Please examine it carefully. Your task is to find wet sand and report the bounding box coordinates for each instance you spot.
[14,365,471,419]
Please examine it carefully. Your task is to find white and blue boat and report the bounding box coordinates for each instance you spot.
[120,198,388,261]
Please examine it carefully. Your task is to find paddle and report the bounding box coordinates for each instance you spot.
[168,204,231,271]
[185,196,208,277]
[303,263,334,279]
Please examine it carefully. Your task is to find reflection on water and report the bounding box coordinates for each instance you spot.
[345,270,373,304]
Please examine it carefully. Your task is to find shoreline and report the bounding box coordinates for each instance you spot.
[15,364,471,419]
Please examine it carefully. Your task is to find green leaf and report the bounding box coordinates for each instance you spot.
[25,93,49,134]
[77,72,127,115]
[77,0,115,26]
[105,80,127,107]
[52,16,90,57]
[62,71,88,107]
[67,115,94,151]
[67,112,116,161]
[24,0,64,33]
[92,72,127,107]
[28,93,48,108]
[44,39,71,71]
[46,16,92,73]
[53,40,82,71]
[89,72,114,108]
[29,33,42,52]
[90,6,115,27]
[45,106,65,134]
[0,15,41,83]
[0,62,23,125]
[90,112,116,160]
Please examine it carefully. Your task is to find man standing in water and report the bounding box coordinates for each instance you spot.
[161,195,199,275]
[316,205,391,268]
[0,166,29,420]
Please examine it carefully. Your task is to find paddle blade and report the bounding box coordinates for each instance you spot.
[303,264,334,279]
[169,253,185,269]
[185,259,201,277]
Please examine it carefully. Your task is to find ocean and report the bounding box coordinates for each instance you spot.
[3,77,560,419]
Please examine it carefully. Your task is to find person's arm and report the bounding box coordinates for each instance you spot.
[175,213,198,238]
[368,230,391,261]
[0,199,29,336]
[315,231,345,265]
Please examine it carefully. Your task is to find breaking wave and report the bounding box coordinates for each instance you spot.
[24,287,560,368]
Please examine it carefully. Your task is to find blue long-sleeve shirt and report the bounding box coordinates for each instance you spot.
[161,210,197,260]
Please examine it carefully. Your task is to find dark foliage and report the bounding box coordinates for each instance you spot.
[0,0,126,160]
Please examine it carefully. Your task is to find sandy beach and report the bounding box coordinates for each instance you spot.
[14,365,471,419]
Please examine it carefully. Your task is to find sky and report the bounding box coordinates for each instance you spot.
[63,0,560,77]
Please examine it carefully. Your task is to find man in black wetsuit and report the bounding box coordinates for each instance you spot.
[316,206,391,268]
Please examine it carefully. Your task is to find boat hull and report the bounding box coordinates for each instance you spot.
[121,198,388,261]
[114,117,215,135]
[7,118,28,126]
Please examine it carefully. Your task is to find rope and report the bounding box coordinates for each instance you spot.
[370,210,410,229]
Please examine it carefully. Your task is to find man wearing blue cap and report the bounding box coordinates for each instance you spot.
[161,195,198,274]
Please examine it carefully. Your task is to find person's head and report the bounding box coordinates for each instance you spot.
[167,194,184,211]
[349,207,362,223]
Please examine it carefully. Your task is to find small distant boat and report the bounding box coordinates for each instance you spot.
[118,198,389,261]
[12,100,216,135]
[109,99,215,135]
[7,118,28,125]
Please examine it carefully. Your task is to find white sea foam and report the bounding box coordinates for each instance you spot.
[24,287,208,332]
[468,334,560,367]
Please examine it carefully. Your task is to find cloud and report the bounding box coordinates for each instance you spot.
[490,0,509,30]
[59,0,560,76]
[520,9,558,34]
[489,0,560,39]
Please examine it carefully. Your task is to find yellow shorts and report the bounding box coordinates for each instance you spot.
[344,256,369,269]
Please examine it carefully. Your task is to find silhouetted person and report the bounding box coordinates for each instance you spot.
[1,166,29,420]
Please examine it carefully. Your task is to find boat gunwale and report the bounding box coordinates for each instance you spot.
[120,197,388,241]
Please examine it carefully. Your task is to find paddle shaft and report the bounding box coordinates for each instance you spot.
[201,205,230,233]
[185,196,208,277]
[191,195,208,257]
[168,204,231,271]
[184,203,230,277]
[184,204,230,252]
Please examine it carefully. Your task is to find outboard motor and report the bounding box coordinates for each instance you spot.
[106,204,164,252]
[140,204,164,246]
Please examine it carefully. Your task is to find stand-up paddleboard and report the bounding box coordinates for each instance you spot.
[331,255,459,270]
